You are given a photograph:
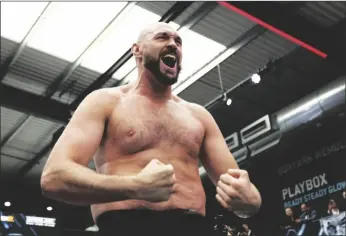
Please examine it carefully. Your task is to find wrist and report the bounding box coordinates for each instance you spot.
[232,184,261,218]
[250,183,262,211]
[103,174,141,201]
[121,175,141,199]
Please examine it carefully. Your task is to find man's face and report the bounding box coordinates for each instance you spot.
[343,191,346,199]
[285,208,293,216]
[329,200,337,209]
[301,204,307,212]
[140,25,182,85]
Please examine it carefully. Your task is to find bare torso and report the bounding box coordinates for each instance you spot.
[91,87,207,221]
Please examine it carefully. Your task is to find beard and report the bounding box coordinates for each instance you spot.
[143,54,181,86]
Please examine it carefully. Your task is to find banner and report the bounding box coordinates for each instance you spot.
[282,173,345,210]
[277,138,346,236]
[0,211,58,236]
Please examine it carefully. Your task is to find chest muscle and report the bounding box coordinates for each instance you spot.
[108,99,204,157]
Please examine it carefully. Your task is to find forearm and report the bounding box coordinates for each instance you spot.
[41,161,137,205]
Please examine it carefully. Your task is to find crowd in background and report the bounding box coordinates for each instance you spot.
[212,190,346,236]
[280,190,346,236]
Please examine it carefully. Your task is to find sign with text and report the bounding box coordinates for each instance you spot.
[282,173,345,209]
[277,138,346,236]
[26,216,56,227]
[0,211,59,236]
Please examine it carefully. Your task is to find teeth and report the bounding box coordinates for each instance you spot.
[164,54,176,60]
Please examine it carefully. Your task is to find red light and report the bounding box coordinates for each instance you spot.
[218,1,327,59]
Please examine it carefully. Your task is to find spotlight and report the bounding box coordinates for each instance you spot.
[4,201,11,207]
[251,73,261,84]
[222,93,232,106]
[47,206,53,211]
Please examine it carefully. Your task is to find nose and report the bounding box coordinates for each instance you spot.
[166,38,178,51]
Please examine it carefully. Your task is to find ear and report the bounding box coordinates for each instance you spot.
[131,43,141,58]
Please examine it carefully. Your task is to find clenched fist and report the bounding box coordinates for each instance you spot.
[216,169,261,218]
[132,159,176,202]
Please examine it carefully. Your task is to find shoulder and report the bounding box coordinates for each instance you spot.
[76,86,127,116]
[174,96,214,123]
[86,86,125,100]
[82,85,132,105]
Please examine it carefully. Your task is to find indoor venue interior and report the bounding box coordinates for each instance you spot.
[1,1,345,236]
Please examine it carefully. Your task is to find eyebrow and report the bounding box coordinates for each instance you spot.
[155,32,182,43]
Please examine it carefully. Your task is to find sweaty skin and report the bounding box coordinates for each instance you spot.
[41,22,260,223]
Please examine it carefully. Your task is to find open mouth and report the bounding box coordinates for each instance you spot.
[161,54,177,68]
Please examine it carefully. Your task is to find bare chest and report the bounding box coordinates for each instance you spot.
[107,99,205,157]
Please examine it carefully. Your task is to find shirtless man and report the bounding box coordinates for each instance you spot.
[41,22,262,236]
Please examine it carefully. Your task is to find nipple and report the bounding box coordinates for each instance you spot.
[127,128,136,137]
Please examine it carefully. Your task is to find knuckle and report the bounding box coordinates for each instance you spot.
[216,187,222,194]
[226,188,233,196]
[224,196,231,204]
[220,173,226,179]
[232,181,240,189]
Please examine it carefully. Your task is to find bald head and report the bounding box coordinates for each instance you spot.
[132,22,182,86]
[137,22,177,43]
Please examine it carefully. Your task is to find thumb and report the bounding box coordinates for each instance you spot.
[158,164,174,177]
[148,159,164,166]
[164,164,174,171]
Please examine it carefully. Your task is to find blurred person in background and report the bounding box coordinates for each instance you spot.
[340,190,346,211]
[280,207,298,236]
[238,224,255,236]
[296,203,317,236]
[327,199,340,216]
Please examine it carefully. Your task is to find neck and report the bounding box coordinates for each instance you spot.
[133,67,172,101]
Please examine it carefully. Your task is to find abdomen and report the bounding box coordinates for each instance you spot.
[91,148,206,222]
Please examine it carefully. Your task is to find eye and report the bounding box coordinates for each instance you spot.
[156,34,168,40]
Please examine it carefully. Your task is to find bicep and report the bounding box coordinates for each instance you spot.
[199,111,238,185]
[47,92,108,167]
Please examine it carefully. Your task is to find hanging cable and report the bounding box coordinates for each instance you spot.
[217,64,232,106]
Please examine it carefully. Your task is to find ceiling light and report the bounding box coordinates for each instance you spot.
[222,93,232,106]
[4,201,11,207]
[226,98,232,106]
[47,206,53,211]
[251,73,261,84]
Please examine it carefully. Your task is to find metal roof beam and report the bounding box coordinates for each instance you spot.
[204,2,346,111]
[173,24,267,94]
[69,2,193,110]
[15,126,65,179]
[14,2,194,177]
[0,4,137,151]
[114,2,219,88]
[223,2,345,61]
[0,84,70,124]
[0,3,51,81]
[44,2,137,98]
